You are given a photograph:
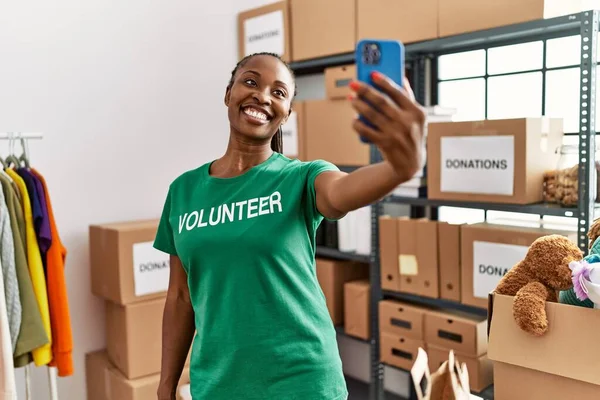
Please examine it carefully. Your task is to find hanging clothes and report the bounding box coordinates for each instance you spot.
[5,168,52,366]
[0,176,21,352]
[32,169,72,377]
[0,171,48,367]
[0,259,18,400]
[29,171,52,264]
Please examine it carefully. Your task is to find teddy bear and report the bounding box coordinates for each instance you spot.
[494,234,583,336]
[560,217,600,308]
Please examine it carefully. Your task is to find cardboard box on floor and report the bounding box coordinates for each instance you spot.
[379,216,400,291]
[282,101,305,160]
[105,297,191,379]
[358,0,438,44]
[424,309,488,358]
[427,118,563,204]
[325,65,356,100]
[238,1,291,62]
[438,222,462,302]
[488,293,600,399]
[460,223,577,309]
[86,351,190,400]
[426,344,493,393]
[379,300,425,340]
[344,279,370,340]
[90,220,169,306]
[291,0,356,61]
[316,258,369,325]
[397,218,439,298]
[305,99,370,166]
[439,0,593,37]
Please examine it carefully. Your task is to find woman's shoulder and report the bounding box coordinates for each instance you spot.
[168,162,210,189]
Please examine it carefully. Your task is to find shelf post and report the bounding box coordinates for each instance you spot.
[578,10,599,255]
[369,144,384,400]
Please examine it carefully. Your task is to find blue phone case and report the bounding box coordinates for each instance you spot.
[355,39,405,143]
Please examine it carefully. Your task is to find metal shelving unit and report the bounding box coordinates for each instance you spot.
[292,10,598,400]
[316,246,371,264]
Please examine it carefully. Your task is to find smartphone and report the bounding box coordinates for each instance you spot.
[355,39,405,143]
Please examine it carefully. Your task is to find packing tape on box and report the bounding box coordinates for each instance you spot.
[399,254,418,276]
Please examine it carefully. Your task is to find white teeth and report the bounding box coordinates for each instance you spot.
[244,108,268,121]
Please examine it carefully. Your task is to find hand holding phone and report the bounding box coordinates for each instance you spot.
[348,39,426,183]
[355,39,405,143]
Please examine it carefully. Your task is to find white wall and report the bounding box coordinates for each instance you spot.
[0,1,409,399]
[0,1,239,399]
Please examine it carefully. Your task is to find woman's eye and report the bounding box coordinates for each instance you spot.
[244,79,256,86]
[274,89,285,97]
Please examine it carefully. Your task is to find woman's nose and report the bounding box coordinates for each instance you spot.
[252,90,271,105]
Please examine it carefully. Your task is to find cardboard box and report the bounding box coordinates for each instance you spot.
[460,223,576,309]
[426,344,493,393]
[424,309,487,358]
[438,222,461,302]
[397,218,439,298]
[90,220,168,306]
[282,101,305,160]
[488,293,600,399]
[238,2,291,62]
[427,118,563,204]
[380,331,424,371]
[85,351,190,400]
[379,300,425,340]
[439,0,591,37]
[316,258,369,325]
[291,0,356,61]
[379,216,400,291]
[325,65,356,100]
[305,99,370,166]
[344,280,370,340]
[106,298,191,379]
[358,0,438,44]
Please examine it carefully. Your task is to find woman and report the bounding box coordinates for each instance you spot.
[153,52,425,400]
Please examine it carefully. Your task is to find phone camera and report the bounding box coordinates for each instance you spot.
[361,42,381,65]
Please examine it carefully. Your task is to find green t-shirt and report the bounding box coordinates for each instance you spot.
[154,152,348,400]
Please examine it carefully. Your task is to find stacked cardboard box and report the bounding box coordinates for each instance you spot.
[87,220,190,399]
[379,300,426,371]
[86,351,190,400]
[305,65,370,167]
[424,309,492,392]
[344,280,370,340]
[379,216,577,309]
[316,258,369,327]
[379,299,493,392]
[237,1,595,65]
[379,216,461,300]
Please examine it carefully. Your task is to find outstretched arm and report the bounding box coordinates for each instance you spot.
[314,75,426,220]
[513,281,552,337]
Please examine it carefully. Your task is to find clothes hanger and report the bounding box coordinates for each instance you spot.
[5,133,23,168]
[18,137,31,168]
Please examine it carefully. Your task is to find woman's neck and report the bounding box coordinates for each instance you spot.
[210,136,273,178]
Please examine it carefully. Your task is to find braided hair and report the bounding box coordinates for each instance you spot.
[227,52,297,153]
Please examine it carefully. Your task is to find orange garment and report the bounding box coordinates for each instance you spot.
[32,169,73,376]
[5,168,52,366]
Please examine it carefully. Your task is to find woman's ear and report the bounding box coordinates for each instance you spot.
[224,86,231,106]
[282,105,293,125]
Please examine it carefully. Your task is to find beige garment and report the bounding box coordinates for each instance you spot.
[0,258,18,399]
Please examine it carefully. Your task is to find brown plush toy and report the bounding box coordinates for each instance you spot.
[494,235,583,336]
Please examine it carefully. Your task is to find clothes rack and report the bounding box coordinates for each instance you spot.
[0,132,58,400]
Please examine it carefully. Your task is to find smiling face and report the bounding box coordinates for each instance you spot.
[225,55,295,144]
